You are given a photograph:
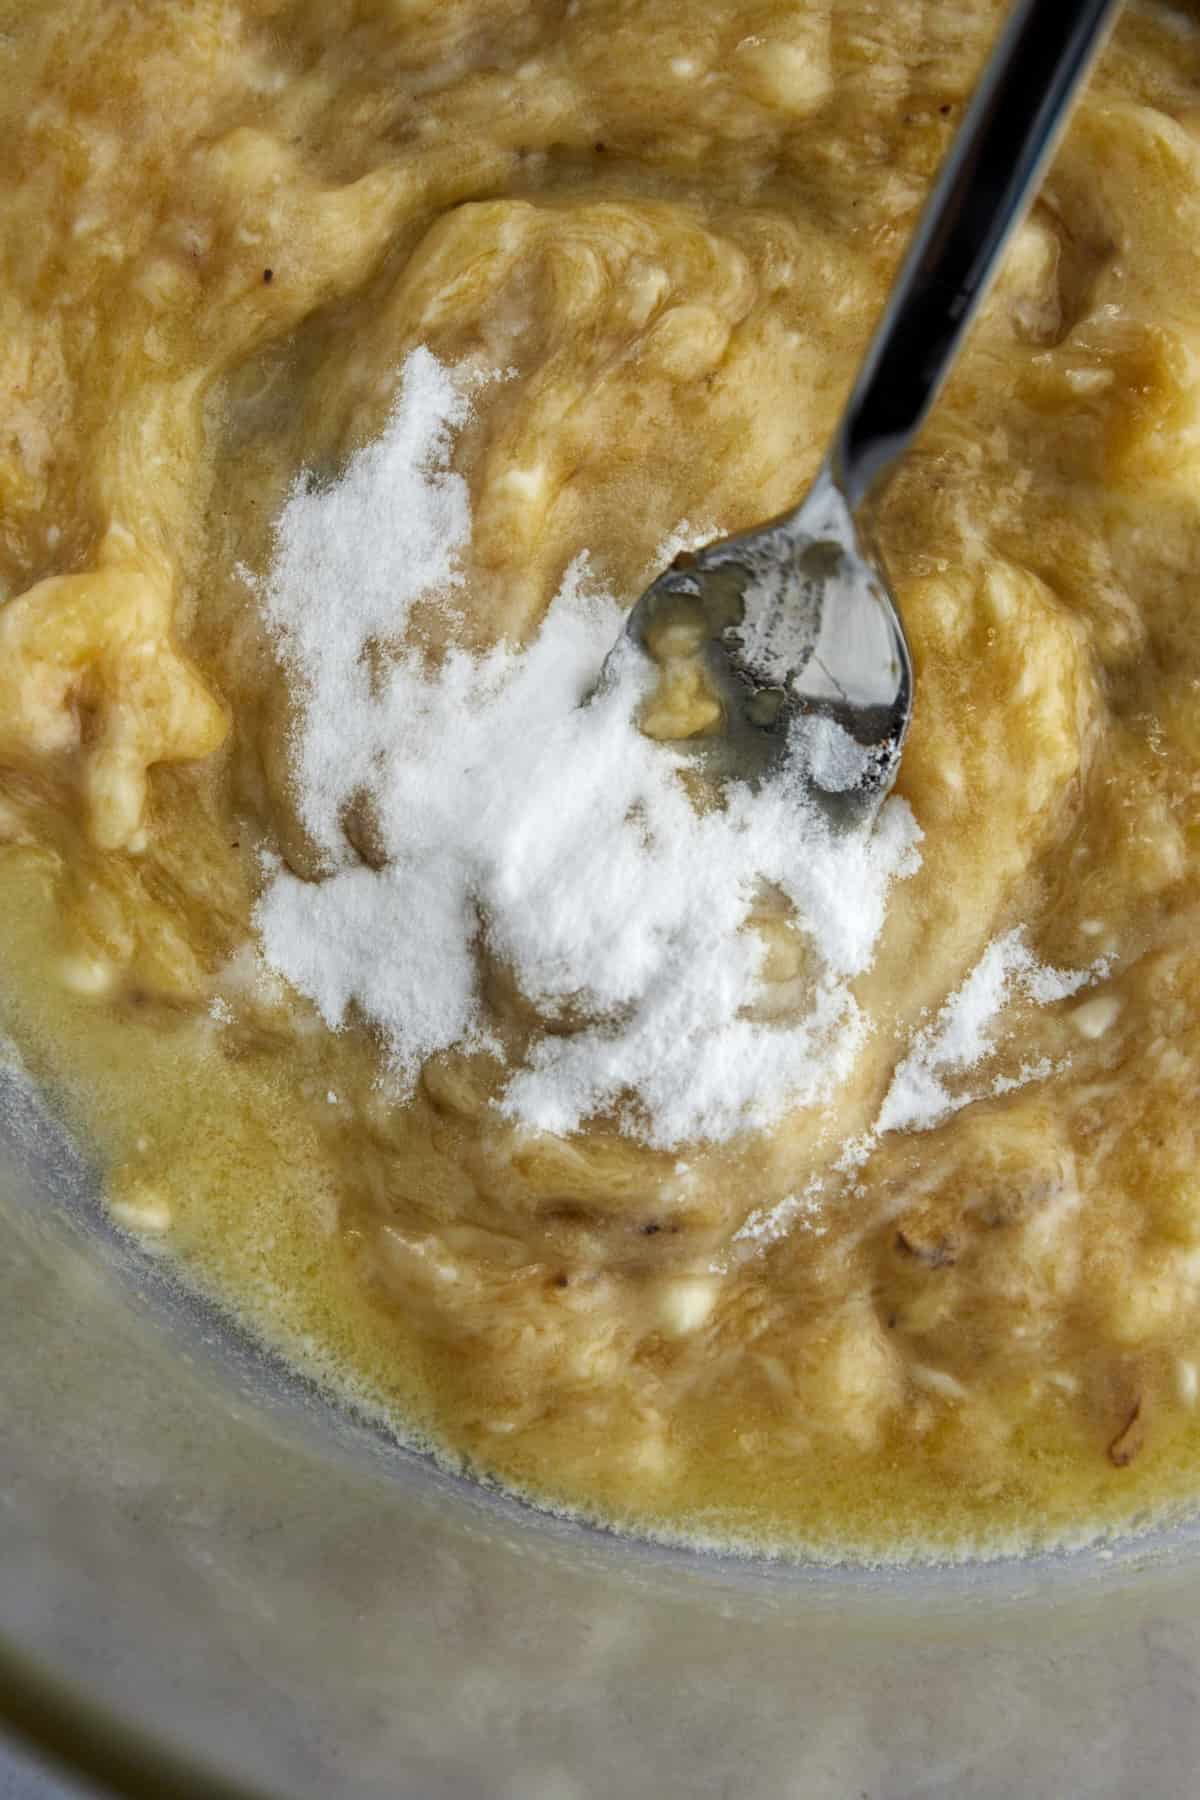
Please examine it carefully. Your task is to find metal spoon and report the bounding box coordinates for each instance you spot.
[616,0,1121,829]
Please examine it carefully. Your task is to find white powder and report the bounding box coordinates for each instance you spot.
[877,929,1101,1135]
[249,350,1107,1163]
[251,349,923,1149]
[790,714,874,794]
[730,1179,827,1254]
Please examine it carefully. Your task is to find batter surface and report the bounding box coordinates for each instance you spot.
[3,0,1200,1559]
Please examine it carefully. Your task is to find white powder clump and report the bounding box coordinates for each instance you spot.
[253,350,923,1150]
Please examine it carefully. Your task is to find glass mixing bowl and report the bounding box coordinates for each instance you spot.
[2,1057,1199,1798]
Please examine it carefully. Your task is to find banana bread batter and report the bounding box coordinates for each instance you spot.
[2,0,1200,1558]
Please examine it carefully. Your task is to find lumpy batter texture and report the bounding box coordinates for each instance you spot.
[3,0,1200,1559]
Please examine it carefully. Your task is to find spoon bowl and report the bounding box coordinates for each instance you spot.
[624,467,912,830]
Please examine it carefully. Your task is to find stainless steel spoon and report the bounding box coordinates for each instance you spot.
[616,0,1121,828]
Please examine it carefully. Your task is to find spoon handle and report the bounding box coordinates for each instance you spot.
[830,0,1122,513]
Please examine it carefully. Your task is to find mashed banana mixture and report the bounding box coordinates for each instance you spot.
[3,0,1200,1559]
